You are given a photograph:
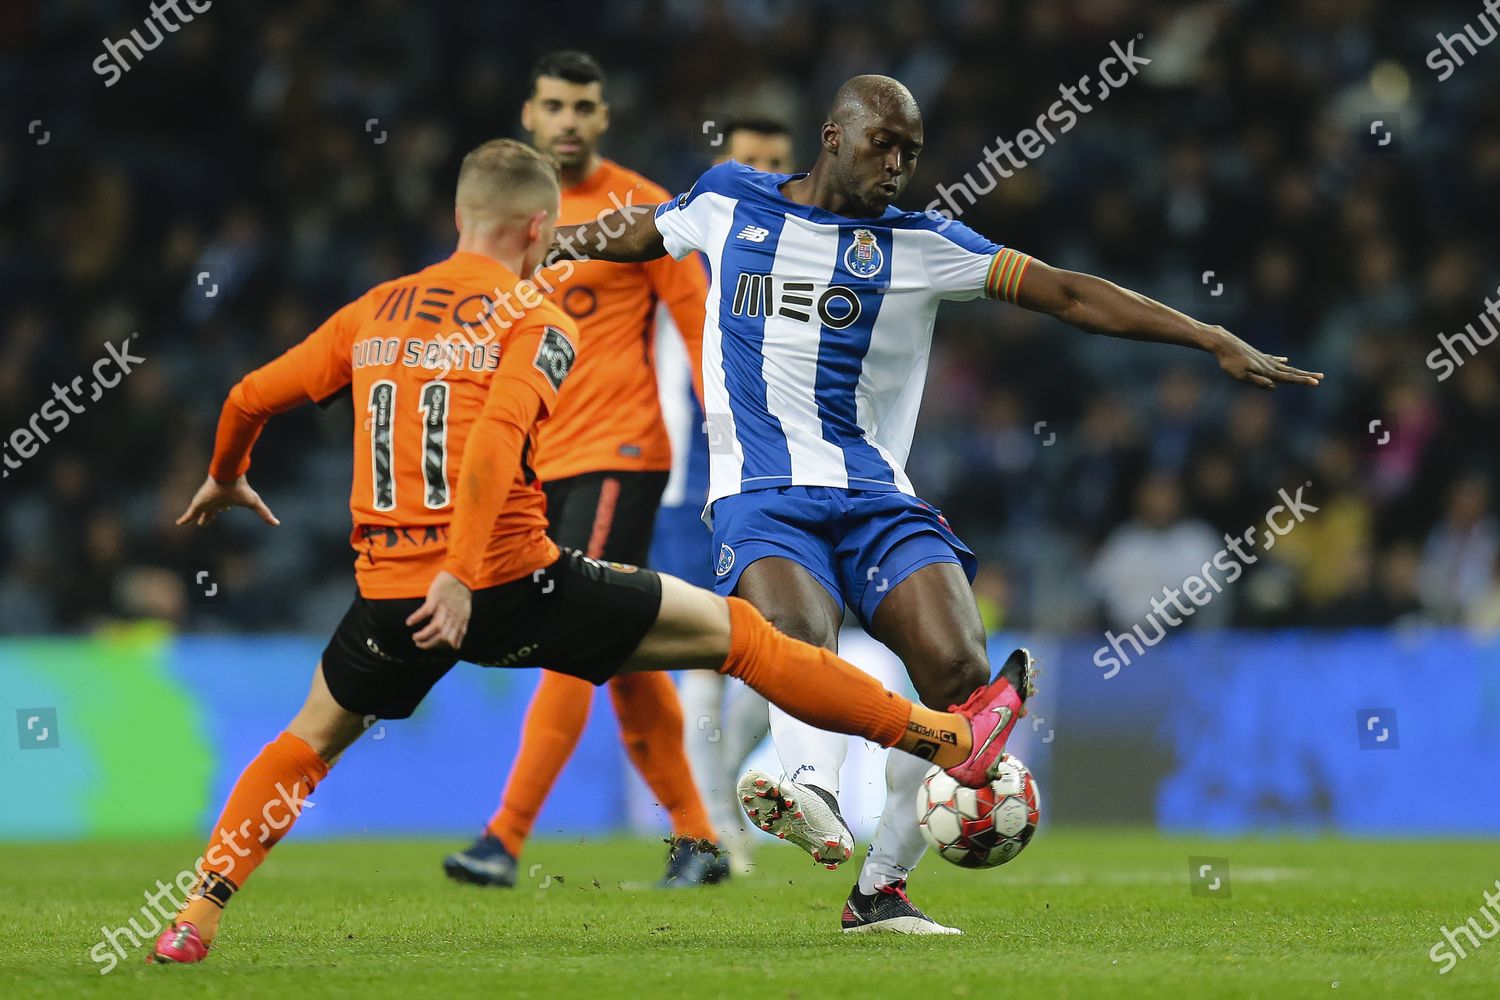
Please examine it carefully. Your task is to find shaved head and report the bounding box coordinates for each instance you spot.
[795,75,924,216]
[827,74,922,134]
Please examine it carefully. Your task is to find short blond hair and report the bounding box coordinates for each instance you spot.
[455,138,560,224]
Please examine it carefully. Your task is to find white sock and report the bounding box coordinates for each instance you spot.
[857,750,932,894]
[770,704,847,797]
[678,671,739,839]
[721,677,770,772]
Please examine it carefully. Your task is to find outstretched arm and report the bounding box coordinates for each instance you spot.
[178,475,280,527]
[554,199,668,264]
[178,303,357,526]
[177,358,318,527]
[561,163,727,265]
[1015,258,1323,390]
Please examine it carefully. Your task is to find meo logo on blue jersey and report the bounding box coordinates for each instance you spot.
[730,274,862,330]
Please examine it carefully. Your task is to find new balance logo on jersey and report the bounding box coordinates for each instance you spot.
[735,225,771,243]
[729,273,863,330]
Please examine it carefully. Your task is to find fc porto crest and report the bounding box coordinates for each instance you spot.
[844,228,884,278]
[716,543,736,576]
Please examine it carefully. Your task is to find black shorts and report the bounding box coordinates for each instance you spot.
[544,470,668,564]
[320,548,662,719]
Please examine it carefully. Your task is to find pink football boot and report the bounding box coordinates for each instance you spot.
[945,648,1036,788]
[150,922,210,965]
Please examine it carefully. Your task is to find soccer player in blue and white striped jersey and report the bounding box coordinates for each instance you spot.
[557,75,1321,934]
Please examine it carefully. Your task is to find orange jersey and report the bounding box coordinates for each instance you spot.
[530,159,708,482]
[208,252,578,599]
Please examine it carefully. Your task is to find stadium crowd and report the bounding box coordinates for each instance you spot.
[3,0,1499,635]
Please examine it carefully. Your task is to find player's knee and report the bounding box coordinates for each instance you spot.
[761,606,837,648]
[287,716,364,764]
[917,649,989,708]
[291,669,369,762]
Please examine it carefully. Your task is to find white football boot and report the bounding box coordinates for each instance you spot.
[737,770,854,869]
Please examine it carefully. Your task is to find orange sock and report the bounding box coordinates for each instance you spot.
[178,731,328,943]
[609,671,718,842]
[487,670,593,856]
[720,597,972,765]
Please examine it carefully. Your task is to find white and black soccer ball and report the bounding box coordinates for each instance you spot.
[916,753,1040,869]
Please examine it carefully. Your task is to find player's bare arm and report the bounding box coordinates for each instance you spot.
[553,200,667,264]
[1015,259,1323,390]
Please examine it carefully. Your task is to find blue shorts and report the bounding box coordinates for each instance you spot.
[709,487,978,627]
[650,501,716,589]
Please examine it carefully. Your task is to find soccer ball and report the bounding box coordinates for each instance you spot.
[916,754,1040,869]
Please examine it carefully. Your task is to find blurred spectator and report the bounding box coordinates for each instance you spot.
[1419,474,1500,624]
[1375,544,1428,629]
[1054,395,1147,544]
[1146,367,1210,473]
[1270,437,1374,617]
[971,563,1013,635]
[1089,472,1226,631]
[1464,551,1500,635]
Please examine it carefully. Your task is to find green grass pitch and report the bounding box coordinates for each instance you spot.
[1,830,1495,998]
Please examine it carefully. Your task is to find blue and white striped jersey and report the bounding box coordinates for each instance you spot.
[654,161,1028,512]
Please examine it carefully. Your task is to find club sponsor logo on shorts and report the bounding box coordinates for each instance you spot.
[480,643,540,668]
[533,325,576,392]
[605,561,639,574]
[365,638,395,661]
[716,543,735,576]
[844,228,884,278]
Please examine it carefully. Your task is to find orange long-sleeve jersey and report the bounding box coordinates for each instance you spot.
[530,159,707,482]
[208,251,579,599]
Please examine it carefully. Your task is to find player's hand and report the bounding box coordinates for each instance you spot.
[408,571,472,651]
[176,475,280,527]
[1209,327,1324,390]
